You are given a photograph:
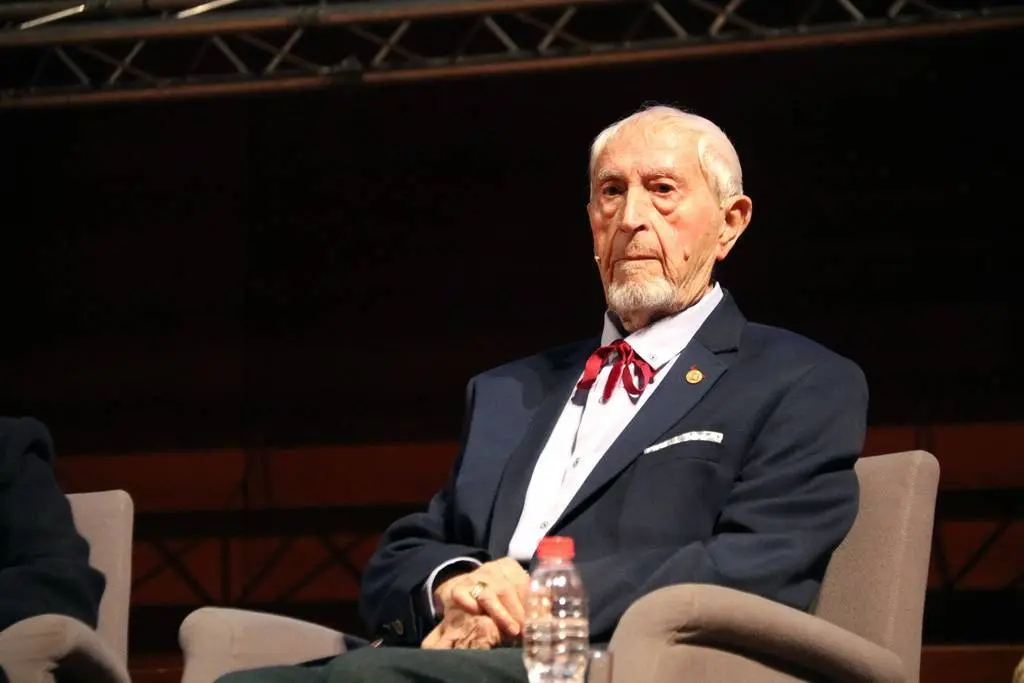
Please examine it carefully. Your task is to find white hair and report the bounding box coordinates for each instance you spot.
[588,105,743,203]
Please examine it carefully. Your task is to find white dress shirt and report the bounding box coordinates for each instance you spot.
[507,282,723,559]
[425,283,724,617]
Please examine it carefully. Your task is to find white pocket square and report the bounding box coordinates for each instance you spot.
[644,430,723,454]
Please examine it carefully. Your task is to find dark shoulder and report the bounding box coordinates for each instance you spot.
[0,417,57,482]
[740,322,866,388]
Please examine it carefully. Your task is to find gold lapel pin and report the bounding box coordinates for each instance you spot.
[685,366,704,384]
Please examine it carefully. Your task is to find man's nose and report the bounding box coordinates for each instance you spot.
[621,187,652,231]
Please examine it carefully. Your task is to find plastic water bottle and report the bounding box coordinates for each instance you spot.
[523,536,590,683]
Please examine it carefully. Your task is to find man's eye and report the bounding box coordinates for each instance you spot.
[654,183,674,194]
[602,186,623,196]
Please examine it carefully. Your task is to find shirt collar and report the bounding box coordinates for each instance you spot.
[599,282,724,370]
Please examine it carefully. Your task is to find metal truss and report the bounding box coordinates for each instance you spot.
[2,0,1022,108]
[68,433,1024,648]
[128,490,1023,630]
[114,446,1024,648]
[127,497,1024,647]
[931,489,1024,592]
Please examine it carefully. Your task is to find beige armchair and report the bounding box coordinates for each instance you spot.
[180,450,938,683]
[180,609,349,683]
[0,490,134,683]
[610,449,939,682]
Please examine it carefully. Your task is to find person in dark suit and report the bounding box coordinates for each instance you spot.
[0,417,107,680]
[219,104,867,682]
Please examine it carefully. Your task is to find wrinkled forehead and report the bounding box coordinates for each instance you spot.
[593,121,702,181]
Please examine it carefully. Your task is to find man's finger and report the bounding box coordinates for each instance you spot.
[437,627,462,650]
[456,619,496,650]
[494,582,526,627]
[451,583,518,635]
[473,588,521,636]
[421,624,444,649]
[494,560,530,620]
[451,584,486,614]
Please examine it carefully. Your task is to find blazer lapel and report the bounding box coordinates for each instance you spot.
[486,340,595,556]
[554,292,746,529]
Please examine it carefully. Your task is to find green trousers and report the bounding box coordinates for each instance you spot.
[216,647,529,683]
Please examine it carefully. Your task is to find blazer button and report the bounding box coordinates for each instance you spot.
[390,619,404,636]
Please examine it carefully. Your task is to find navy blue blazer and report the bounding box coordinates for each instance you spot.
[359,291,867,646]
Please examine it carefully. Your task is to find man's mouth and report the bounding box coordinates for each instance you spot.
[614,256,659,265]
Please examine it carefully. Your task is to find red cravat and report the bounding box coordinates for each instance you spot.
[575,339,656,402]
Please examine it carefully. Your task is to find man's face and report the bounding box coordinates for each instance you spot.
[587,121,747,325]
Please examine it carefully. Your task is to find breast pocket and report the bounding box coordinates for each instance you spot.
[642,438,725,463]
[643,430,726,459]
[619,442,730,545]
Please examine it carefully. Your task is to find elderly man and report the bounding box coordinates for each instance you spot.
[220,104,867,682]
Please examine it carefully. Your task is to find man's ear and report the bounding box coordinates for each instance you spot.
[716,194,752,260]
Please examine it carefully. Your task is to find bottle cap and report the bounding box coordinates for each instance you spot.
[537,536,575,560]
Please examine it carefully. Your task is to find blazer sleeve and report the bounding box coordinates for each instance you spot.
[0,417,107,632]
[358,379,493,645]
[575,358,867,642]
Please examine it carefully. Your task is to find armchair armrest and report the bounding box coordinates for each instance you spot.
[0,614,129,683]
[179,607,347,683]
[610,584,906,683]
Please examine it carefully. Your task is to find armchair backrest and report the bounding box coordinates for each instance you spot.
[813,450,940,683]
[67,490,135,664]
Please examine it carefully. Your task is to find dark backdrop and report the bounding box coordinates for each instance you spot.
[2,26,1021,451]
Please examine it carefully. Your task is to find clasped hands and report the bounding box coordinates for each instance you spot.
[422,557,529,650]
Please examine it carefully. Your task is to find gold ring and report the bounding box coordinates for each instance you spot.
[469,581,487,600]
